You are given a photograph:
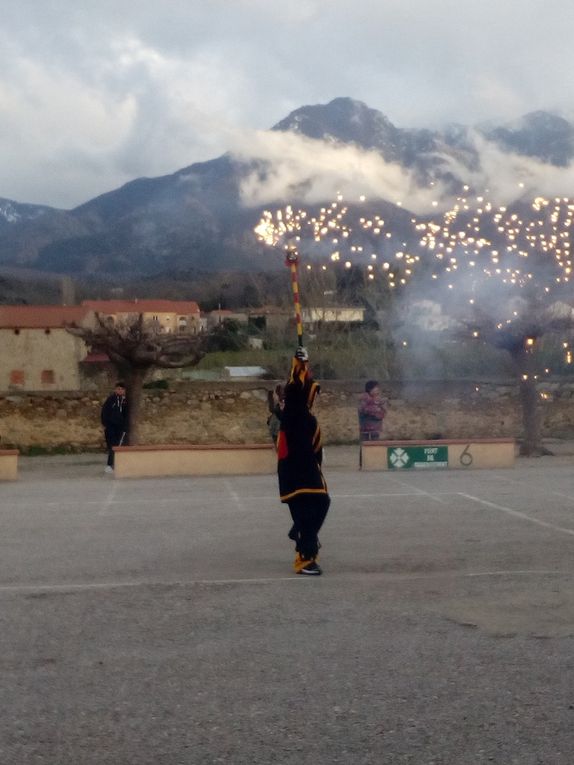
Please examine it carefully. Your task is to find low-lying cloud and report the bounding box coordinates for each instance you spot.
[232,130,448,214]
[233,127,574,214]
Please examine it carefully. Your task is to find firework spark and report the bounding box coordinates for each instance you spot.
[255,193,418,289]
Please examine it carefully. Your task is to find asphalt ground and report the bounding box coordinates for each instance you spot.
[0,450,573,764]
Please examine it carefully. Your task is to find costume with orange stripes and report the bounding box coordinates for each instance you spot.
[277,355,330,571]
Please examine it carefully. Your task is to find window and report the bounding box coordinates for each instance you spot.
[10,370,24,386]
[41,369,55,384]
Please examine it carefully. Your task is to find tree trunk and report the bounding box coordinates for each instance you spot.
[511,347,547,456]
[518,373,542,455]
[124,366,149,446]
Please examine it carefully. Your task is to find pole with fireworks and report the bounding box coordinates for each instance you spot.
[285,244,304,347]
[254,207,308,348]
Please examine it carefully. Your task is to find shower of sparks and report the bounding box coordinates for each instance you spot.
[416,194,574,290]
[255,190,574,365]
[255,194,419,289]
[414,193,574,359]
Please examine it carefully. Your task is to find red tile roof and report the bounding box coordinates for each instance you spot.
[82,299,200,314]
[0,305,91,329]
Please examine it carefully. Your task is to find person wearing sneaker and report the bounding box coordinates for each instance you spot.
[100,381,129,472]
[277,347,330,576]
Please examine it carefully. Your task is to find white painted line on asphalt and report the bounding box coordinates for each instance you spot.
[489,471,574,502]
[454,569,570,578]
[0,577,304,594]
[460,493,574,537]
[383,474,448,504]
[0,569,571,596]
[98,479,119,516]
[27,492,461,509]
[224,479,245,511]
[330,492,457,499]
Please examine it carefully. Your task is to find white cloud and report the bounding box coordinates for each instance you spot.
[231,124,574,215]
[442,131,574,206]
[0,0,573,206]
[232,130,445,212]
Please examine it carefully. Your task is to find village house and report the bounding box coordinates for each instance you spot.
[301,306,366,328]
[205,308,248,329]
[0,299,204,392]
[82,299,202,334]
[0,305,95,392]
[247,306,292,333]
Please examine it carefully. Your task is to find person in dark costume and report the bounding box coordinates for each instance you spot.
[100,381,129,472]
[266,384,285,444]
[277,348,330,576]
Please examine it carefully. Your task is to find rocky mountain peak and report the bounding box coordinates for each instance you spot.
[483,110,574,166]
[1,100,574,277]
[272,96,401,158]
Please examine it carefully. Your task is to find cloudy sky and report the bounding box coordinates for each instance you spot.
[2,0,573,208]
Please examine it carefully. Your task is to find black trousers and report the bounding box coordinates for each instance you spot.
[288,494,330,561]
[104,427,126,467]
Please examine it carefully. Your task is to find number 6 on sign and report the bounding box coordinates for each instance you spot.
[460,444,473,467]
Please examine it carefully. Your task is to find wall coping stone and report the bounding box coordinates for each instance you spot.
[364,438,515,447]
[115,443,273,452]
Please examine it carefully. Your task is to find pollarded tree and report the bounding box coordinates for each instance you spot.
[459,299,573,454]
[69,313,209,444]
[415,193,574,455]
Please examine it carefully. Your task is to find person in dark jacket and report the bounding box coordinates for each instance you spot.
[277,348,330,576]
[100,381,129,472]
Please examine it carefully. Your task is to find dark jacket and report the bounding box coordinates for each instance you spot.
[267,404,283,443]
[277,361,328,503]
[101,394,129,432]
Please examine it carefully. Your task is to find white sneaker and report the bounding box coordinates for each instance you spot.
[104,466,114,474]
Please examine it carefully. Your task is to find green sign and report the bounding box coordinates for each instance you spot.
[387,445,448,470]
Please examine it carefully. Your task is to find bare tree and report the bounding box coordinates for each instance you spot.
[414,191,574,456]
[69,313,209,444]
[461,302,573,455]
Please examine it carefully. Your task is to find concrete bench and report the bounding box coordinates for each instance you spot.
[0,450,18,480]
[361,438,516,471]
[113,444,276,479]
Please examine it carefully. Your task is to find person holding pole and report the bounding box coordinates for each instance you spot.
[277,348,330,576]
[100,381,129,473]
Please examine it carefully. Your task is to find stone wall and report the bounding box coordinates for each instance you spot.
[1,379,574,452]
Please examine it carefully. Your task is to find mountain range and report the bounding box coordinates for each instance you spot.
[1,97,573,278]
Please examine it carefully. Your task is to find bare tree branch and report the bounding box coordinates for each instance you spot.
[67,313,211,443]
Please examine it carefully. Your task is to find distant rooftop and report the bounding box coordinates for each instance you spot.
[0,305,90,329]
[82,299,200,314]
